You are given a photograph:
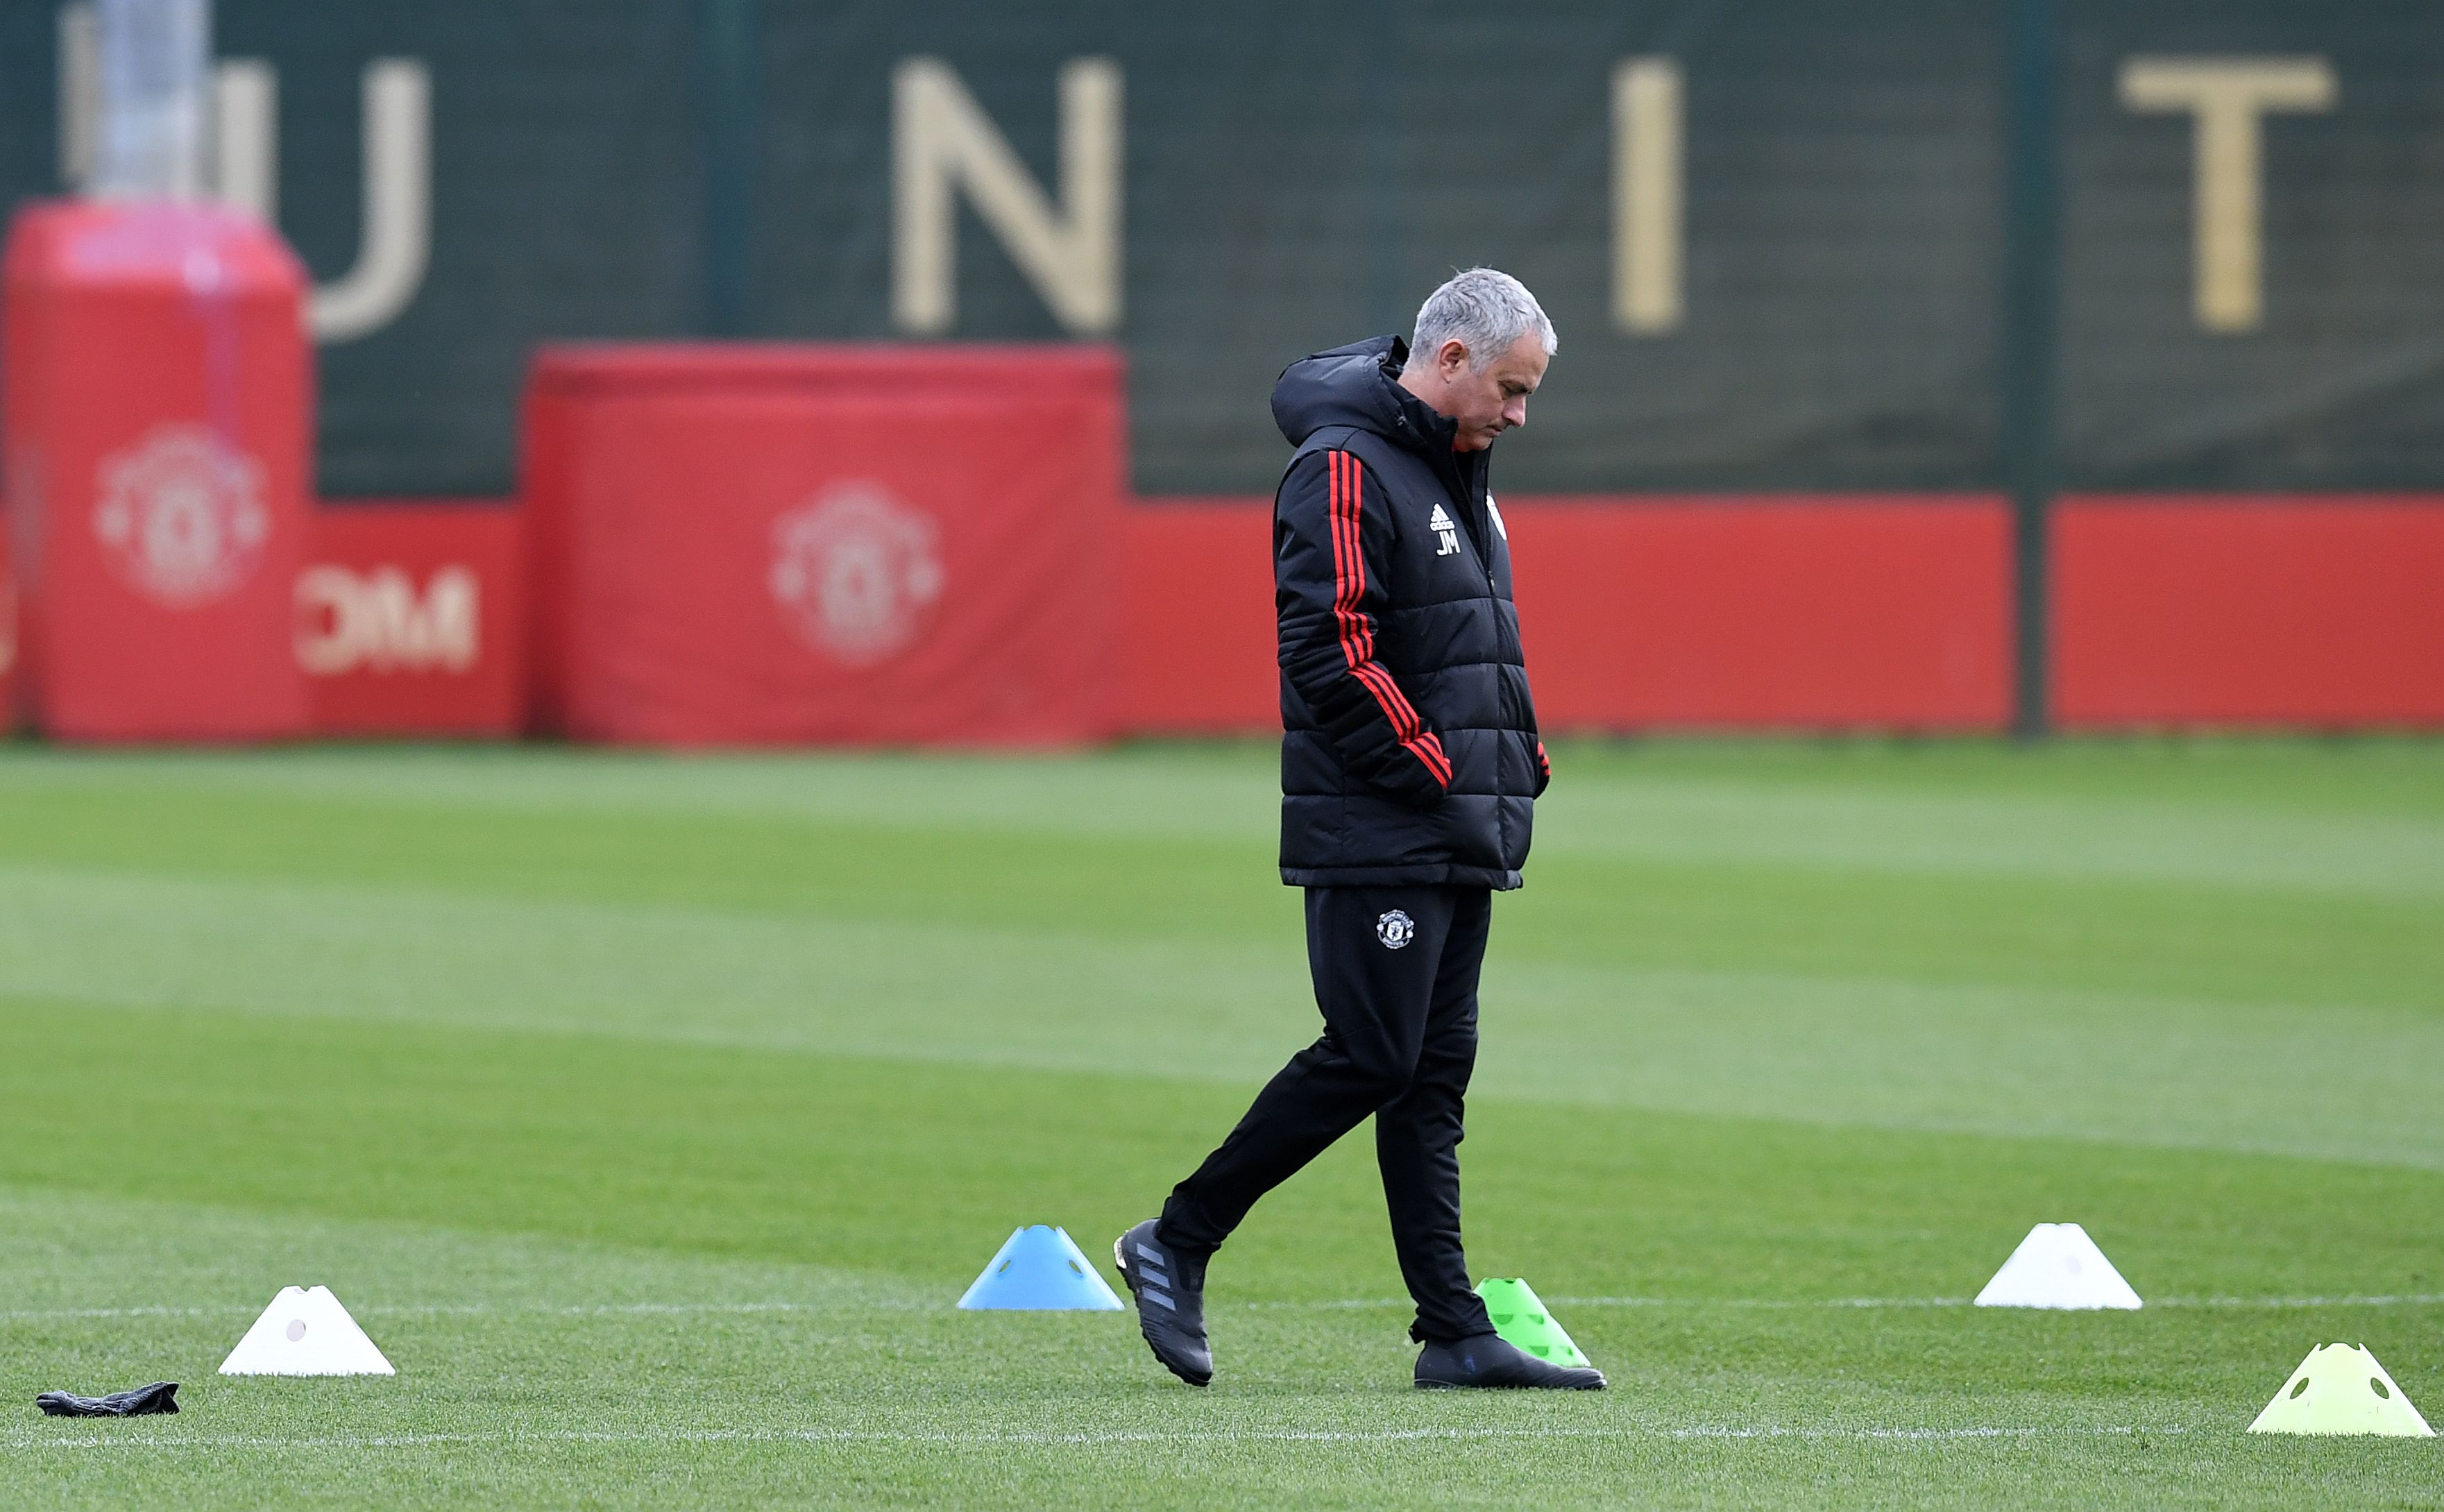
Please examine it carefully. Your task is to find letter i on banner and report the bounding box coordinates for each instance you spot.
[1613,56,1683,335]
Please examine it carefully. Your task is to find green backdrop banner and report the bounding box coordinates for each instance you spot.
[1,0,2436,498]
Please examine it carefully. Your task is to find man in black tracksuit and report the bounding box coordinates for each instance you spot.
[1114,269,1603,1391]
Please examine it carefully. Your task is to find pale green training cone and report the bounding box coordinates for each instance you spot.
[1475,1277,1593,1370]
[2248,1343,2434,1436]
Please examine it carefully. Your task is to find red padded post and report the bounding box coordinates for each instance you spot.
[2,201,312,740]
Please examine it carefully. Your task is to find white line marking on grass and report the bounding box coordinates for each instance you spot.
[1547,1293,2444,1311]
[8,1292,2436,1327]
[0,1299,926,1324]
[0,1305,236,1320]
[359,1300,931,1318]
[3,1424,2192,1453]
[2151,1293,2444,1309]
[1249,1293,2444,1313]
[1545,1297,1975,1311]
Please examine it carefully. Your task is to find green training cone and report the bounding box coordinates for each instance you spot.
[1475,1277,1593,1370]
[2248,1343,2434,1436]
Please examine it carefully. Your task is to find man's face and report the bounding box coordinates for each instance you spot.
[1429,332,1549,452]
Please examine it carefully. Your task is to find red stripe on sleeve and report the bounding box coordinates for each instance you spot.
[1321,450,1450,789]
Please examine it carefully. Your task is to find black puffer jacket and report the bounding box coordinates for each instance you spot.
[1273,335,1549,890]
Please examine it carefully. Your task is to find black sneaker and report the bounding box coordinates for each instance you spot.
[1112,1219,1212,1386]
[1415,1331,1606,1390]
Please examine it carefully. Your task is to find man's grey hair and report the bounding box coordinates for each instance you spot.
[1405,267,1557,371]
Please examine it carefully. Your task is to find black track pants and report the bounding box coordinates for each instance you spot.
[1159,883,1495,1344]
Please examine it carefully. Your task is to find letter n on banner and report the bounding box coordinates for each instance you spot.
[892,56,1122,334]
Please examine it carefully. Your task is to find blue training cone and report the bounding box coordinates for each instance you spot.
[957,1225,1126,1310]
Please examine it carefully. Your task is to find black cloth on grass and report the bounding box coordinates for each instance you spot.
[37,1381,180,1416]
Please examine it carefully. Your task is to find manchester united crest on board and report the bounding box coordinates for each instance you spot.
[92,425,271,609]
[767,482,945,666]
[1376,909,1415,950]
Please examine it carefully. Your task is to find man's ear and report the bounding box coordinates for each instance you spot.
[1438,339,1472,376]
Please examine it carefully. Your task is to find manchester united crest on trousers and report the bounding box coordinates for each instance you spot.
[1375,909,1415,949]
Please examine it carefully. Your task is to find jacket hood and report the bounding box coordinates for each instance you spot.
[1271,334,1458,455]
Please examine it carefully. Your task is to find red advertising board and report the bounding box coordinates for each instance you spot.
[1,201,312,740]
[1509,497,2012,731]
[2053,497,2444,728]
[302,504,525,736]
[1119,495,2014,733]
[524,344,1123,745]
[0,527,15,729]
[1119,501,1278,734]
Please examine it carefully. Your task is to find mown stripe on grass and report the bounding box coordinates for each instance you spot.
[6,997,2442,1305]
[6,744,2439,896]
[6,865,2443,1167]
[6,762,2441,1009]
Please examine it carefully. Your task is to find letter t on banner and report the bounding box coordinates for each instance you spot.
[2119,56,2334,333]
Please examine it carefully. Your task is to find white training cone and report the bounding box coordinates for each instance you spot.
[219,1286,396,1376]
[1973,1223,2142,1309]
[2248,1343,2435,1436]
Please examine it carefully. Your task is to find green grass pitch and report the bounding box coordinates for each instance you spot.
[1,737,2438,1508]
